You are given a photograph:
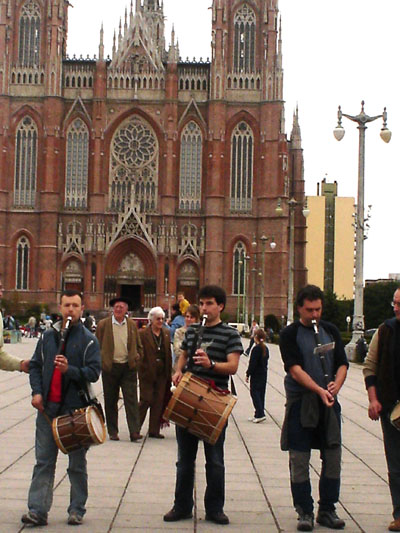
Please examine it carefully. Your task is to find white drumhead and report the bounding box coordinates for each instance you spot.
[86,406,106,444]
[391,403,400,422]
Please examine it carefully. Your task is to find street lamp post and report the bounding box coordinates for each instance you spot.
[250,236,258,323]
[276,197,309,324]
[334,101,391,360]
[259,236,276,328]
[244,255,251,327]
[236,258,243,322]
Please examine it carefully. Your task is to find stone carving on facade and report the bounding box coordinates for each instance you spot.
[62,220,85,256]
[64,259,82,283]
[117,252,145,282]
[178,223,203,260]
[106,204,156,254]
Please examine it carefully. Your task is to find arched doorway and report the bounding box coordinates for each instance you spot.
[104,240,156,313]
[62,259,84,293]
[177,260,199,305]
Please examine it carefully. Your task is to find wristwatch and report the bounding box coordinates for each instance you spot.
[209,360,216,370]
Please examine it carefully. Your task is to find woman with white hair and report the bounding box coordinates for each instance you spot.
[138,307,172,438]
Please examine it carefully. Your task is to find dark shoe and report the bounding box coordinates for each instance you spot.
[206,511,230,525]
[316,510,345,529]
[297,511,314,531]
[389,517,400,531]
[163,507,193,522]
[149,433,164,439]
[109,434,119,441]
[130,432,143,442]
[67,512,83,525]
[21,511,48,526]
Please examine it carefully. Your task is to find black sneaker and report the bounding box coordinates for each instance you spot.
[317,510,345,529]
[206,511,230,525]
[297,511,314,531]
[163,507,193,522]
[21,511,48,526]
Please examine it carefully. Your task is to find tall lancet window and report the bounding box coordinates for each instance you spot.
[230,122,253,212]
[14,116,37,207]
[179,121,202,211]
[16,236,30,290]
[233,4,256,73]
[19,0,41,67]
[65,119,89,209]
[233,241,246,295]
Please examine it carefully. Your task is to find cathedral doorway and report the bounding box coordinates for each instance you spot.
[177,260,199,305]
[120,284,142,314]
[104,247,156,312]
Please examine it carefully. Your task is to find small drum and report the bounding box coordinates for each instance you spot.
[390,402,400,431]
[163,372,237,445]
[52,405,106,454]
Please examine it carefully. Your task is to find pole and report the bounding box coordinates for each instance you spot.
[259,236,267,328]
[287,206,295,324]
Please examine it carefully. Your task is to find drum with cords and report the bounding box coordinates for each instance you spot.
[390,402,400,431]
[163,372,237,445]
[52,405,106,454]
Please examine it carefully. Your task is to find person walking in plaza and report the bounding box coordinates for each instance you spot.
[245,319,259,356]
[0,282,29,373]
[96,296,143,442]
[245,328,269,423]
[173,304,200,370]
[279,284,348,531]
[139,306,172,438]
[21,290,101,527]
[164,285,243,525]
[363,286,400,531]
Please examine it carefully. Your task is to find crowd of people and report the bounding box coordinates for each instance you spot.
[3,281,400,531]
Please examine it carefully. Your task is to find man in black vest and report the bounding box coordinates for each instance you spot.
[364,286,400,531]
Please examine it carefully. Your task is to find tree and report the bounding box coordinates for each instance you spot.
[363,281,399,330]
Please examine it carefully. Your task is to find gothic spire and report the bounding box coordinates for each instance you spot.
[99,23,104,61]
[290,105,302,149]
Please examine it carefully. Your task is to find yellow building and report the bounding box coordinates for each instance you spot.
[306,180,354,300]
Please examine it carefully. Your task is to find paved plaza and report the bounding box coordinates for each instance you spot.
[0,337,393,532]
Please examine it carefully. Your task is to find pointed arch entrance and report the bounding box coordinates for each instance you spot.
[177,259,199,305]
[104,238,156,313]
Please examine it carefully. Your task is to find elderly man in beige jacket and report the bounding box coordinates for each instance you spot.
[0,282,29,373]
[96,297,143,442]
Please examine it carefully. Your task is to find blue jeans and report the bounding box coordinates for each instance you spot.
[27,403,88,520]
[174,424,226,514]
[288,399,341,514]
[381,414,400,519]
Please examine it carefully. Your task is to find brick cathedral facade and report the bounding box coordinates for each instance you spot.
[0,0,306,320]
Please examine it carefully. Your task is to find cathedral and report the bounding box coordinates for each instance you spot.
[0,0,306,321]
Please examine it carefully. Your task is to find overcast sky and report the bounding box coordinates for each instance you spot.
[67,0,400,282]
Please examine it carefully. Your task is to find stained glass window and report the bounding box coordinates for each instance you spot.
[233,4,256,73]
[19,0,41,67]
[230,122,253,212]
[233,241,246,295]
[179,121,202,211]
[65,119,89,209]
[16,236,30,290]
[14,116,37,207]
[110,116,158,212]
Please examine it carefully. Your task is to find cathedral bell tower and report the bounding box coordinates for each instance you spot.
[210,0,282,101]
[0,0,68,97]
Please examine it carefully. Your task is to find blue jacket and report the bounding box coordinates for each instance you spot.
[29,320,101,412]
